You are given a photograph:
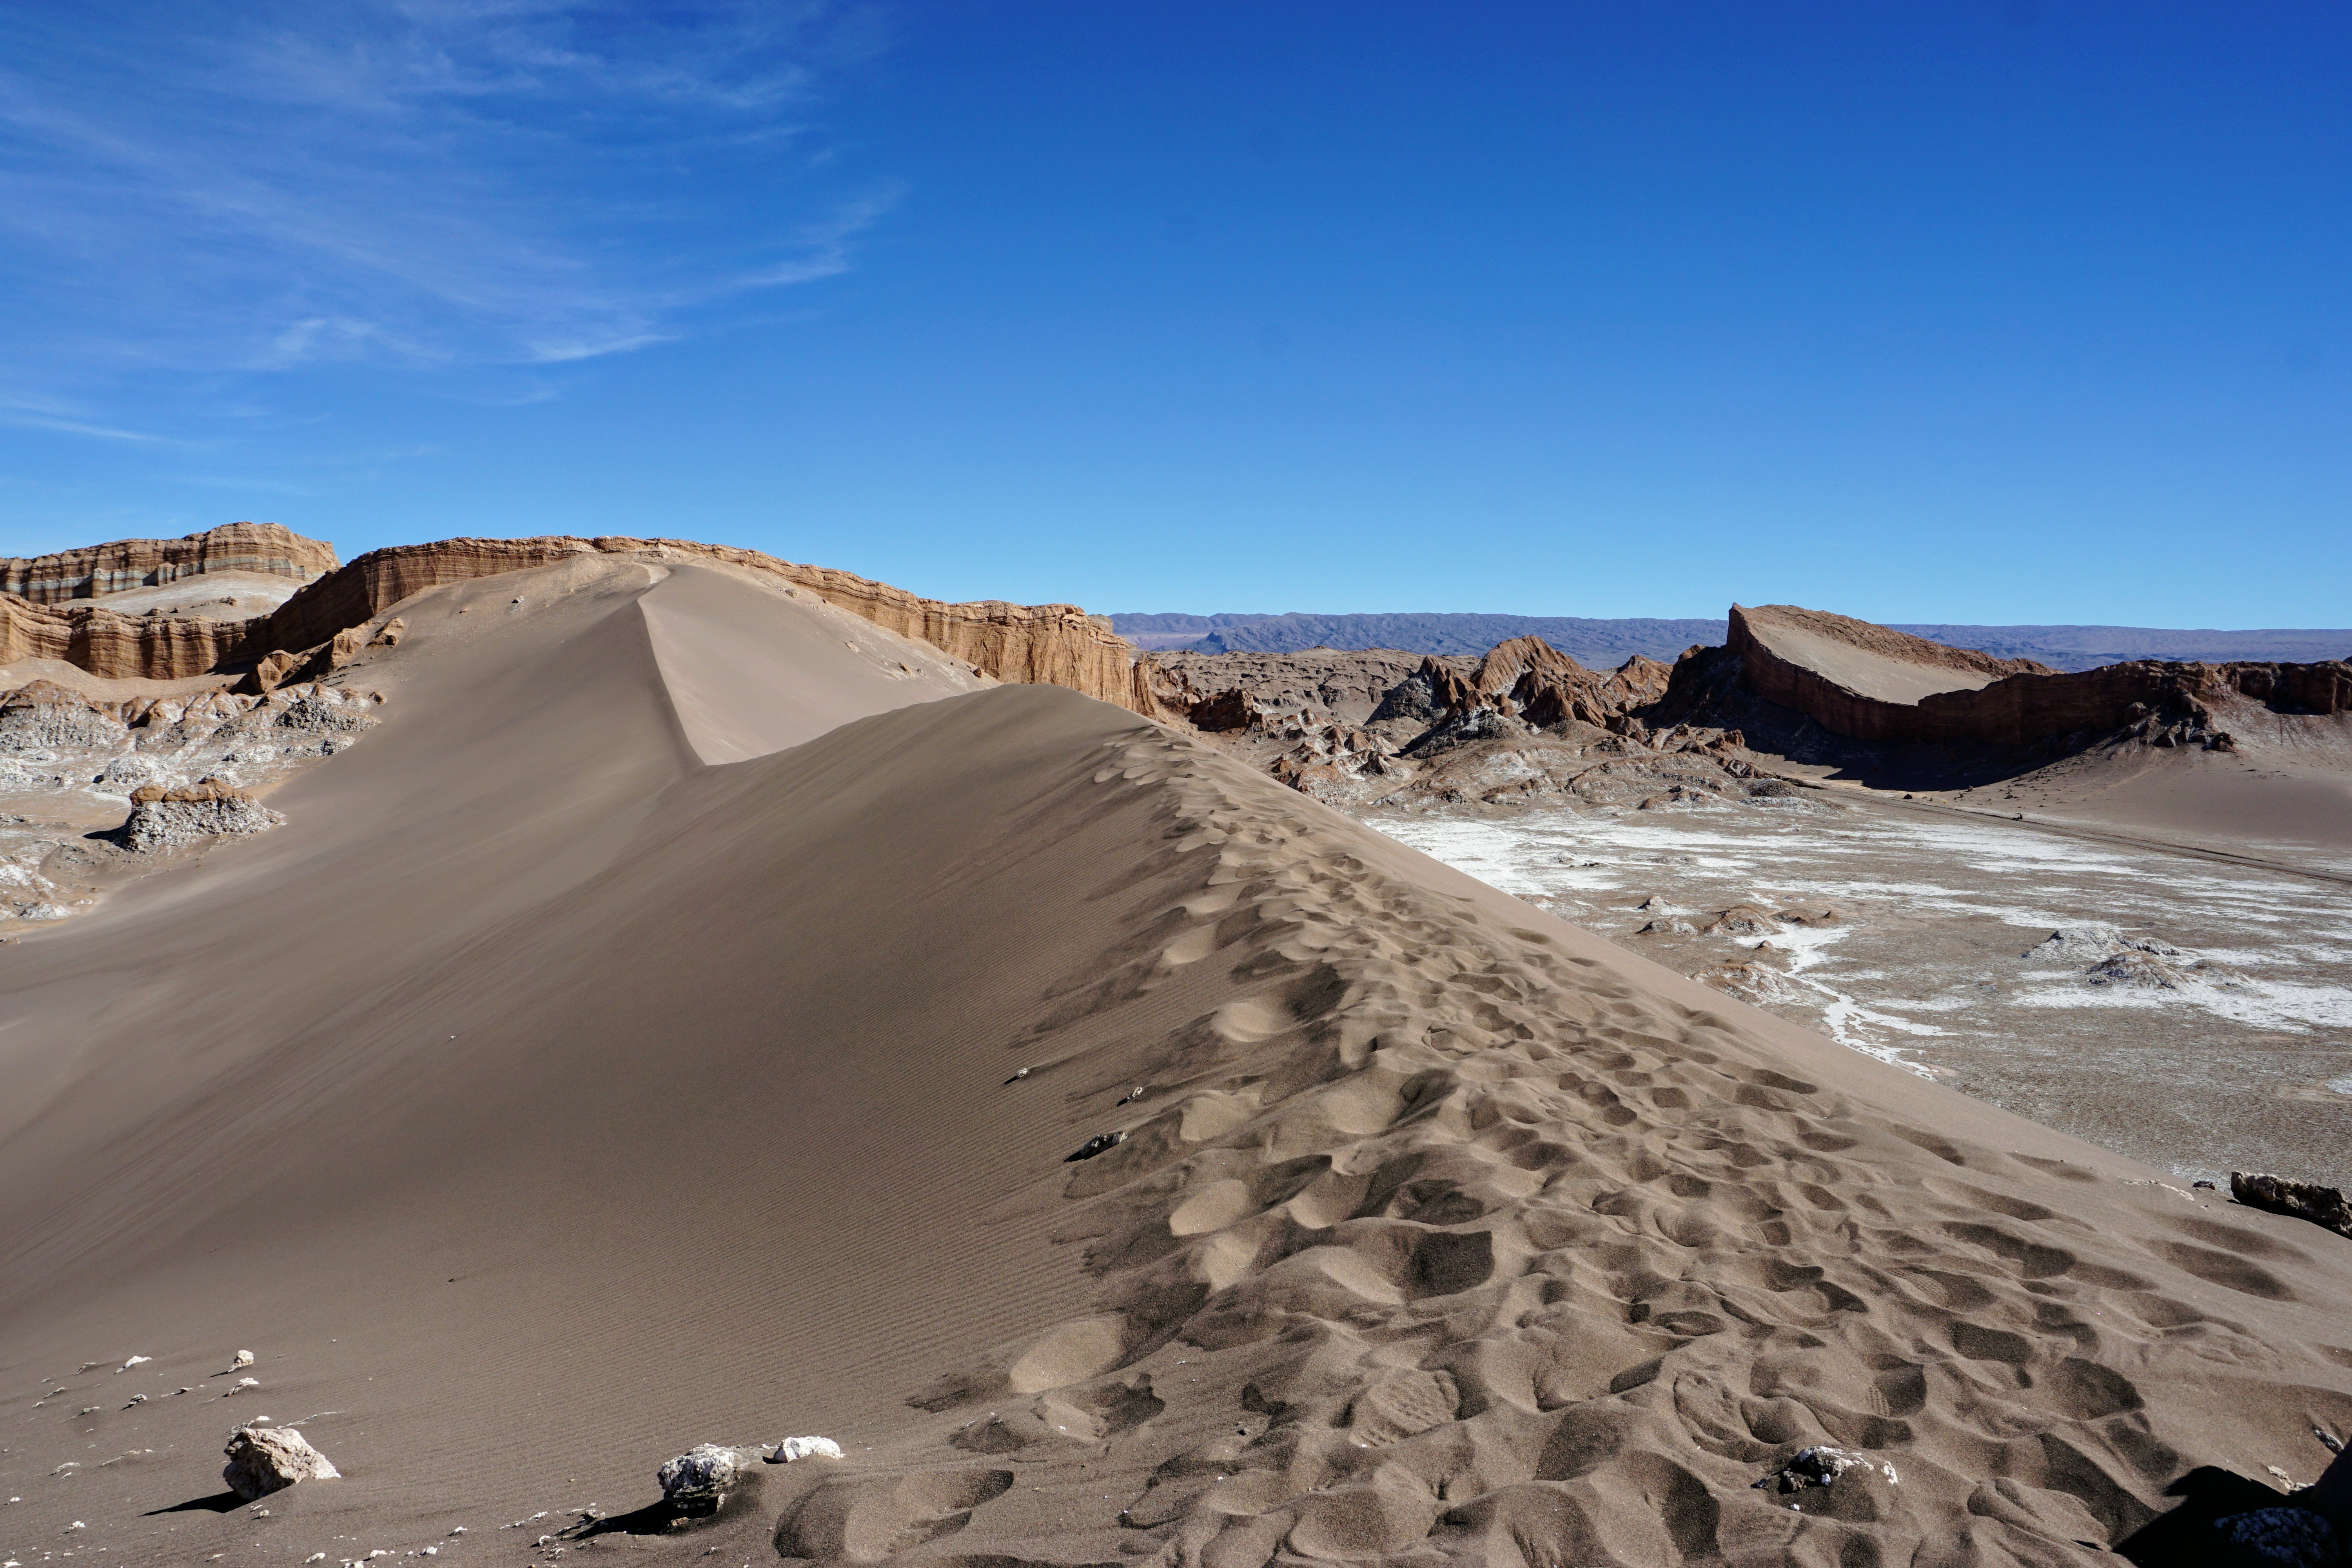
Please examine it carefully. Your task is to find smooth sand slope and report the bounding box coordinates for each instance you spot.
[5,557,2352,1566]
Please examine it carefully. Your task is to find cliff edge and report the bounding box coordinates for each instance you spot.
[0,526,1160,717]
[1726,602,2352,748]
[0,521,336,603]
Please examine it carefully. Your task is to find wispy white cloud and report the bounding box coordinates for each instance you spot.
[0,1,895,424]
[172,474,320,495]
[0,392,179,445]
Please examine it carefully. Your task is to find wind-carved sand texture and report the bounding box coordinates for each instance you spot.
[3,552,2351,1566]
[831,721,2352,1568]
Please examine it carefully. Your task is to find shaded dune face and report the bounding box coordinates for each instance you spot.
[1,560,2348,1566]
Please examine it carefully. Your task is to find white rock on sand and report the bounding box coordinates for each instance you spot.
[770,1436,844,1463]
[221,1426,339,1500]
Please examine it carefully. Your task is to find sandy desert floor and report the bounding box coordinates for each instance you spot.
[5,559,2352,1568]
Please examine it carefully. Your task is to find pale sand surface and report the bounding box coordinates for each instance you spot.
[0,657,242,700]
[4,560,2351,1564]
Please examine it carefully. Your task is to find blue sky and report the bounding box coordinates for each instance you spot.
[1,2,2346,626]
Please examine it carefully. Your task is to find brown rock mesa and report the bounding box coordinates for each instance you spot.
[1726,602,2352,747]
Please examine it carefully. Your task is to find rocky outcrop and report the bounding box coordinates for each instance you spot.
[221,1425,339,1499]
[1146,649,1434,728]
[0,523,336,604]
[2231,1172,2352,1240]
[657,1444,743,1514]
[1369,656,1480,728]
[265,535,1161,716]
[1753,1445,1900,1497]
[1509,647,1675,731]
[1372,637,1675,743]
[119,780,284,853]
[0,680,131,753]
[1185,688,1259,733]
[777,557,1150,715]
[1728,603,2352,748]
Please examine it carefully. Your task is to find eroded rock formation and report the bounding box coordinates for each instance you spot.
[1158,639,1759,809]
[1726,603,2352,748]
[0,596,273,681]
[119,780,285,853]
[0,522,336,604]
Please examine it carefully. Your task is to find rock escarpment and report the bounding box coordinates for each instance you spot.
[1725,603,2352,749]
[0,527,1161,715]
[0,522,336,604]
[0,596,274,682]
[265,535,1162,716]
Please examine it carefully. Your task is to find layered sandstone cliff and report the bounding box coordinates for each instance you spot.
[0,594,270,679]
[0,522,336,603]
[1728,602,2352,747]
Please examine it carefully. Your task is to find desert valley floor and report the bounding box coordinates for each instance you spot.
[3,532,2351,1568]
[1368,789,2352,1189]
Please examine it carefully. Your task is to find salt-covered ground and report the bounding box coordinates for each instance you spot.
[1365,790,2352,1189]
[0,679,379,927]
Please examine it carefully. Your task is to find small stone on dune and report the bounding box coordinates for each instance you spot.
[769,1436,843,1463]
[1754,1446,1898,1496]
[231,1350,255,1368]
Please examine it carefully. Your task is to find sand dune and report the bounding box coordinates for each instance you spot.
[4,555,2351,1566]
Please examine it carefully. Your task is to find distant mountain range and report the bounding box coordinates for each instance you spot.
[1108,611,2352,673]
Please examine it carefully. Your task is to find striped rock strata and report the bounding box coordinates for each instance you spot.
[0,522,336,603]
